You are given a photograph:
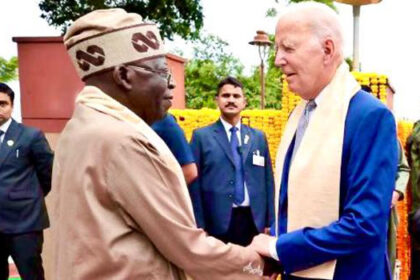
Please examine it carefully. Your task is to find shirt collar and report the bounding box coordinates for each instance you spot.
[219,116,241,135]
[0,118,12,135]
[310,86,326,107]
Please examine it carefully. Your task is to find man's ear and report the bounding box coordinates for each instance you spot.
[113,65,132,91]
[323,38,335,63]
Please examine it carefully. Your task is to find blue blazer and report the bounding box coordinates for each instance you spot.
[152,114,195,166]
[189,120,275,235]
[276,91,398,280]
[0,119,53,234]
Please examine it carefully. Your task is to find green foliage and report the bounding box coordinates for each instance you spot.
[185,34,283,109]
[243,35,283,109]
[0,56,18,82]
[39,0,204,40]
[345,57,353,71]
[266,8,278,18]
[185,35,245,108]
[264,42,283,109]
[287,0,336,10]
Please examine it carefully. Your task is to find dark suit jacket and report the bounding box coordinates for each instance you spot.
[276,91,398,279]
[189,120,275,235]
[0,119,53,234]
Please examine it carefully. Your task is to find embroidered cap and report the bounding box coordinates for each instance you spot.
[64,8,166,81]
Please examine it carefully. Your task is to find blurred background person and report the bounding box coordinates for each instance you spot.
[152,113,197,184]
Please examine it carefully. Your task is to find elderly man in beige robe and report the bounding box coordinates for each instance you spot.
[51,8,264,280]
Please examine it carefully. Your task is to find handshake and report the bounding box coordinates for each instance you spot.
[247,233,282,279]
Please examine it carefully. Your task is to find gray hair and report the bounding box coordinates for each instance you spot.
[277,1,344,61]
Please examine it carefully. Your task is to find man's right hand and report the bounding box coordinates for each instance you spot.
[249,234,276,258]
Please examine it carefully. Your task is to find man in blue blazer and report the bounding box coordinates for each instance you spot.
[0,83,53,280]
[250,3,398,280]
[152,113,198,184]
[189,76,275,246]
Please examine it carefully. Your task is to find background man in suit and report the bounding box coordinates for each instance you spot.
[189,76,275,246]
[52,9,263,280]
[388,141,410,279]
[0,82,53,280]
[408,120,420,279]
[250,2,398,280]
[152,113,197,184]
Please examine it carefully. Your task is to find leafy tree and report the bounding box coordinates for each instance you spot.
[262,42,283,109]
[185,34,282,109]
[0,56,18,82]
[184,34,245,108]
[39,0,204,40]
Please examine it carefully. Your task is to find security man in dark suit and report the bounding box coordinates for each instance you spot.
[0,83,53,280]
[189,76,275,246]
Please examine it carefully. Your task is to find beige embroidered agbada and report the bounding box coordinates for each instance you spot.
[51,86,263,280]
[274,63,360,279]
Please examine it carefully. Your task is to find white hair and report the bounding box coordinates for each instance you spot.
[277,1,344,61]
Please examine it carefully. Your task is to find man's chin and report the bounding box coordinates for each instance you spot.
[162,102,172,113]
[221,111,240,119]
[154,113,166,123]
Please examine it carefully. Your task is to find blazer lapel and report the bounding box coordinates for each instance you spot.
[212,120,235,166]
[0,120,21,167]
[240,125,253,164]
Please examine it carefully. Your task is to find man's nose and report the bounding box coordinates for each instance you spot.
[274,50,286,68]
[168,73,176,90]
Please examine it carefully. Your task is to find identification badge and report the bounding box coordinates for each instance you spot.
[252,150,265,167]
[244,134,250,144]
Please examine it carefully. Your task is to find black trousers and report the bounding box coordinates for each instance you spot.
[411,247,420,280]
[214,207,259,246]
[0,231,45,280]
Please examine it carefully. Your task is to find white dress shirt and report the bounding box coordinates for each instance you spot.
[0,118,12,143]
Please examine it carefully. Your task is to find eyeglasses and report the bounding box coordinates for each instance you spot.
[128,65,172,87]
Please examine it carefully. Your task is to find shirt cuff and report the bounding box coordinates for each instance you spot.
[269,238,279,261]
